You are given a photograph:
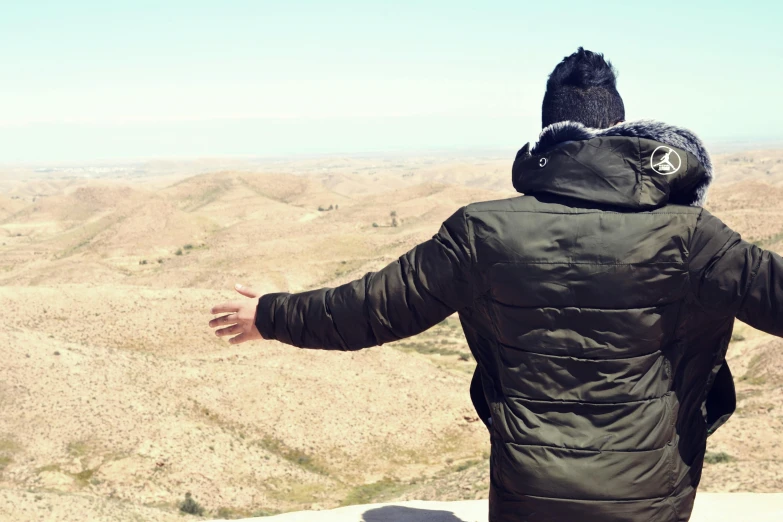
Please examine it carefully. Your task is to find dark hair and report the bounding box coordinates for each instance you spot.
[541,47,625,129]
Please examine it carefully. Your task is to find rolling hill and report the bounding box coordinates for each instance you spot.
[1,149,782,520]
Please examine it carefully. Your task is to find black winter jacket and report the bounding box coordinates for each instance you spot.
[255,120,783,522]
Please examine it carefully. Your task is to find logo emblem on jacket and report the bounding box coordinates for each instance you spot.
[650,146,682,175]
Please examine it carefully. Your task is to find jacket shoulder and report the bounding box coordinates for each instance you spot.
[464,195,569,215]
[466,197,703,216]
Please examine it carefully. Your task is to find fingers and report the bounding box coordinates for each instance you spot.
[215,324,243,337]
[211,301,240,314]
[211,285,260,343]
[210,285,258,315]
[229,332,250,345]
[209,313,237,328]
[234,284,259,299]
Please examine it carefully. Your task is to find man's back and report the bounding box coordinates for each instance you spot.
[254,120,783,522]
[464,194,713,521]
[461,121,783,521]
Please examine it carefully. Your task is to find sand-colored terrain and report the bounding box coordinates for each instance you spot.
[1,150,782,520]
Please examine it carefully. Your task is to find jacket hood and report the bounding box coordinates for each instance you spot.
[512,120,714,209]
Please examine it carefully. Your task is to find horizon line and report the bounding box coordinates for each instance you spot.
[2,139,783,168]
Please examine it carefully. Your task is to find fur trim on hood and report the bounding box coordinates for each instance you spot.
[527,120,714,207]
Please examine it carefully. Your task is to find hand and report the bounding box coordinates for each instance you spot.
[209,284,263,345]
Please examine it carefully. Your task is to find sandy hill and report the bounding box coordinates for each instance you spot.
[712,150,783,186]
[0,195,27,222]
[0,150,782,521]
[707,181,783,251]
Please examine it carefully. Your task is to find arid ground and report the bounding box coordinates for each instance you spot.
[1,149,782,520]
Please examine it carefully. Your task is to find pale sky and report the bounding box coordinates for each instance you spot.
[1,1,781,162]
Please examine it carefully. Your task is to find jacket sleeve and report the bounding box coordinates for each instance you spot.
[689,208,783,336]
[254,207,476,349]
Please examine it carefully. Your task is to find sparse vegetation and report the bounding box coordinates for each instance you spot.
[372,222,379,227]
[332,259,361,280]
[175,248,183,256]
[216,507,235,519]
[731,332,745,342]
[74,468,96,486]
[35,464,62,474]
[251,508,283,517]
[741,354,769,385]
[215,505,281,519]
[752,230,783,248]
[179,492,205,516]
[179,178,233,212]
[704,451,734,464]
[739,374,766,386]
[67,440,89,457]
[340,477,411,507]
[256,435,329,476]
[139,259,148,265]
[0,435,21,457]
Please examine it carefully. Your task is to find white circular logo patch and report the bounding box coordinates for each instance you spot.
[650,146,682,175]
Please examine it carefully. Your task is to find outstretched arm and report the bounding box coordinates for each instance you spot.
[690,209,783,335]
[255,207,475,349]
[210,207,475,349]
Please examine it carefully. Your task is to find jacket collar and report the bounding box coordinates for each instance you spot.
[512,120,713,209]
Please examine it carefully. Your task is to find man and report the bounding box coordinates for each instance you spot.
[209,48,783,521]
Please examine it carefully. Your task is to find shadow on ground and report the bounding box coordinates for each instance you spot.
[362,505,467,522]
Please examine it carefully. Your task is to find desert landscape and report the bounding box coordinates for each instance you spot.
[1,148,783,521]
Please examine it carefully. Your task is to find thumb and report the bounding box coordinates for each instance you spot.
[234,283,259,299]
